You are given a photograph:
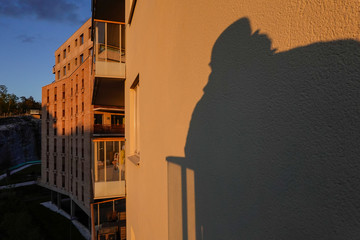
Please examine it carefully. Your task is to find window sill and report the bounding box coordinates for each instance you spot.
[128,154,140,166]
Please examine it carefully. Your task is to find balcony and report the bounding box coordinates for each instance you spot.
[92,140,125,199]
[93,20,125,79]
[94,124,124,136]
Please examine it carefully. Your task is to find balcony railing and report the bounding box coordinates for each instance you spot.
[94,124,124,135]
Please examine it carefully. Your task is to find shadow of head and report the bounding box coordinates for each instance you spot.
[168,17,360,239]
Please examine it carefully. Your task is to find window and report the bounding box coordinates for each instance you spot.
[68,63,70,71]
[76,159,78,177]
[81,161,84,181]
[80,54,84,63]
[68,45,70,53]
[81,186,84,201]
[62,156,65,172]
[57,71,60,80]
[81,125,84,135]
[76,182,78,196]
[63,49,66,59]
[54,127,57,136]
[63,66,66,76]
[54,87,57,101]
[81,139,84,158]
[46,172,49,182]
[62,84,65,99]
[54,155,57,170]
[57,54,60,63]
[54,138,57,152]
[81,79,84,89]
[94,114,103,124]
[47,89,49,103]
[80,34,84,45]
[131,75,140,156]
[88,27,91,39]
[46,122,49,136]
[82,102,84,112]
[76,84,78,93]
[47,138,49,152]
[62,175,65,188]
[46,155,49,168]
[54,173,57,186]
[75,58,78,66]
[75,39,78,47]
[62,138,65,153]
[71,139,73,154]
[76,139,78,156]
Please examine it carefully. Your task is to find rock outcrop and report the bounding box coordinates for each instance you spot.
[0,116,41,170]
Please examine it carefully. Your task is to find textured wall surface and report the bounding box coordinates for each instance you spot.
[125,1,360,239]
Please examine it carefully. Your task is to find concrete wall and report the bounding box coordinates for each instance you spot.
[125,1,360,239]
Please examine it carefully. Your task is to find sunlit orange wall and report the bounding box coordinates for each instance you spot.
[125,1,359,239]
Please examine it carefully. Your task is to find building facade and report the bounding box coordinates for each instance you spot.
[41,15,126,240]
[124,1,360,240]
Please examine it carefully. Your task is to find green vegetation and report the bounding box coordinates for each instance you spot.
[0,185,85,240]
[0,85,41,116]
[0,164,41,186]
[0,167,84,240]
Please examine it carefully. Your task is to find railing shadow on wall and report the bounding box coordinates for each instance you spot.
[167,17,360,240]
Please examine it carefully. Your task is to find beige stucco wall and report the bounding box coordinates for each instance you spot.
[125,1,359,239]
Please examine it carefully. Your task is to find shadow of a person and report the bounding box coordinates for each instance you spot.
[168,17,360,239]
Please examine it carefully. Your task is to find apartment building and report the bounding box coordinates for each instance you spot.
[41,12,126,240]
[123,1,360,240]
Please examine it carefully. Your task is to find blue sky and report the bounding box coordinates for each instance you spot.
[0,0,91,101]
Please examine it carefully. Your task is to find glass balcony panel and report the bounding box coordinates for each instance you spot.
[93,140,125,199]
[96,142,105,182]
[94,21,125,78]
[106,141,120,182]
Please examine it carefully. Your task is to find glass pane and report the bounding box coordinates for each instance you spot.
[96,22,105,61]
[106,141,120,181]
[111,115,123,125]
[107,23,120,62]
[120,141,125,180]
[97,142,105,182]
[94,114,103,124]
